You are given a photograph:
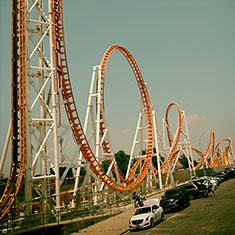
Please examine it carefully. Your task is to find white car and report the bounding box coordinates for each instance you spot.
[204,176,220,187]
[129,199,165,231]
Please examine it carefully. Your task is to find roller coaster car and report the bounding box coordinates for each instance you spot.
[129,200,164,231]
[160,186,190,212]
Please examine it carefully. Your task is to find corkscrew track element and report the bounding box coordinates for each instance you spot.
[142,102,184,176]
[213,138,231,167]
[164,102,182,164]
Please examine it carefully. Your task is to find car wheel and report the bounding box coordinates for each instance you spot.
[179,203,184,211]
[189,195,194,200]
[150,218,154,228]
[161,212,165,221]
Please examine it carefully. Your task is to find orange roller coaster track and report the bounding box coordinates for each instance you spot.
[172,133,232,170]
[164,102,182,164]
[52,0,154,192]
[0,0,25,220]
[151,102,184,175]
[213,138,231,167]
[135,102,184,177]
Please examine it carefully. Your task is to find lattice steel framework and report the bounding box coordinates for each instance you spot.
[23,0,61,216]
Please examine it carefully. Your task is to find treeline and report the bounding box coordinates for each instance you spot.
[60,148,199,187]
[100,148,199,177]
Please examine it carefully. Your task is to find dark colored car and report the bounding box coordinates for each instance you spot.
[160,186,190,212]
[211,171,228,181]
[224,168,235,179]
[180,182,204,200]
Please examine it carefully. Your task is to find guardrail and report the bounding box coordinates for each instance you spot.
[0,195,131,234]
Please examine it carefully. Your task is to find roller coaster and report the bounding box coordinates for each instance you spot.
[0,0,234,222]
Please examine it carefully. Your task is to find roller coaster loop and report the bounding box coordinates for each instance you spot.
[52,0,154,192]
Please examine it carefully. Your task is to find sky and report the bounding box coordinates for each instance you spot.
[0,0,235,175]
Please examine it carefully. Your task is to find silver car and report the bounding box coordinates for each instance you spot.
[129,199,165,231]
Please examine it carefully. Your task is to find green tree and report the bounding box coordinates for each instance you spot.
[142,147,164,168]
[114,150,130,175]
[179,154,199,169]
[101,160,109,173]
[100,150,130,176]
[179,154,189,169]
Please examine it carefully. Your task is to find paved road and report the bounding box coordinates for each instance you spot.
[129,178,235,235]
[75,178,235,235]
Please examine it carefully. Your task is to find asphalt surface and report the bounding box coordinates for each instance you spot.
[75,178,235,235]
[129,178,235,235]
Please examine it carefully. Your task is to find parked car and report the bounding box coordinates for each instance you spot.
[231,167,235,177]
[208,173,224,183]
[179,182,204,200]
[224,168,235,178]
[129,199,164,231]
[211,171,228,181]
[203,176,220,187]
[160,186,190,212]
[190,177,217,189]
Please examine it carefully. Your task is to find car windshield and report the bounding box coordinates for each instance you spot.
[164,189,179,197]
[134,206,151,215]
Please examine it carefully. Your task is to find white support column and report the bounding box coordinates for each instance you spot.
[229,138,235,164]
[100,159,115,191]
[152,110,162,189]
[72,65,98,208]
[99,108,121,188]
[94,66,104,203]
[162,118,167,164]
[23,0,62,215]
[48,0,60,210]
[95,66,102,160]
[182,111,196,177]
[125,110,143,180]
[24,0,33,217]
[162,118,174,186]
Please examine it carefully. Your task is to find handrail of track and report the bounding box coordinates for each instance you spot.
[0,0,25,220]
[52,0,154,192]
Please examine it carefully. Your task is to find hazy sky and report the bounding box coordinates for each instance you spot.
[0,0,234,173]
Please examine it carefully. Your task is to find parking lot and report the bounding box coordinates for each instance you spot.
[128,178,235,235]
